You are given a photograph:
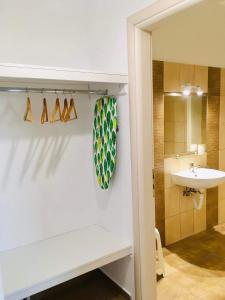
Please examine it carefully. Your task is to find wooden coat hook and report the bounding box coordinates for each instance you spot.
[61,98,69,122]
[24,97,34,123]
[65,98,78,121]
[50,98,62,123]
[41,98,48,124]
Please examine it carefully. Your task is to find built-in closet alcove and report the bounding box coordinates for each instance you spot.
[0,64,133,300]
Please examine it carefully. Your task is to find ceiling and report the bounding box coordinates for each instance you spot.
[151,0,225,68]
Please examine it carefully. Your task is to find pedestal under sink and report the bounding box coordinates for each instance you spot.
[172,168,225,189]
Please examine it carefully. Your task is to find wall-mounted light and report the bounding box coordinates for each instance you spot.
[182,84,192,97]
[196,86,204,96]
[181,84,204,97]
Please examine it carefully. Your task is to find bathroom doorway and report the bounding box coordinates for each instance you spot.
[128,0,225,299]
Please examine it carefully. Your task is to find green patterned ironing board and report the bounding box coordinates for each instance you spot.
[93,96,117,190]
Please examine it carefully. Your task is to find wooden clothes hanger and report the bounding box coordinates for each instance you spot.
[23,96,77,124]
[61,98,69,122]
[41,98,48,124]
[24,97,34,123]
[65,98,78,121]
[50,98,62,123]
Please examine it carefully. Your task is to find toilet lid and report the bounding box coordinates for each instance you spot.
[93,96,117,190]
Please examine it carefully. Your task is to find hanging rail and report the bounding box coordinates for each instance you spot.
[0,87,108,95]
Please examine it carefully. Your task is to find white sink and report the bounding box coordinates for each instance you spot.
[172,168,225,189]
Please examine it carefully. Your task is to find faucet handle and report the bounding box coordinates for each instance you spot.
[190,163,194,167]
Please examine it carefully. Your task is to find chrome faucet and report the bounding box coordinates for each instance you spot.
[190,163,201,174]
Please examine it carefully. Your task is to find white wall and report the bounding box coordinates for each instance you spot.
[0,82,132,247]
[91,83,134,296]
[0,81,134,295]
[0,0,155,75]
[152,0,225,68]
[91,84,133,241]
[0,82,97,251]
[0,0,157,297]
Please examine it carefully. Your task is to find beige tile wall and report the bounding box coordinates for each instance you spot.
[153,61,165,244]
[206,67,220,228]
[164,62,208,93]
[164,154,207,245]
[219,69,225,224]
[154,61,222,245]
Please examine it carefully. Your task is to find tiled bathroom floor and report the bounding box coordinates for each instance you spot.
[157,224,225,300]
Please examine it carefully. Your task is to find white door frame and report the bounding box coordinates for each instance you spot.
[127,0,204,299]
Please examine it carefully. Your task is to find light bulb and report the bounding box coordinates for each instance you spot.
[182,86,191,97]
[196,86,203,96]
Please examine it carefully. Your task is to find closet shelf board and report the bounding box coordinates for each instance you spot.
[0,225,132,300]
[0,63,128,84]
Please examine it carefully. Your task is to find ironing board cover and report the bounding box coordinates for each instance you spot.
[93,96,117,190]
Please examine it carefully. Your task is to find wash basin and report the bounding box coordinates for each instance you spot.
[172,168,225,189]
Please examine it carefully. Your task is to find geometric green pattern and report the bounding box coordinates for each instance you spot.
[93,96,117,190]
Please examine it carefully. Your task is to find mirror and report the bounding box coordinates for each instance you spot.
[164,95,207,156]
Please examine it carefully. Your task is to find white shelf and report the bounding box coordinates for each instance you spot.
[0,225,132,300]
[0,63,128,84]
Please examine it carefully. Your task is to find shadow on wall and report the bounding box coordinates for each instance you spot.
[0,93,93,190]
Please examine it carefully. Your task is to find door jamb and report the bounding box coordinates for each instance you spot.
[127,1,203,299]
